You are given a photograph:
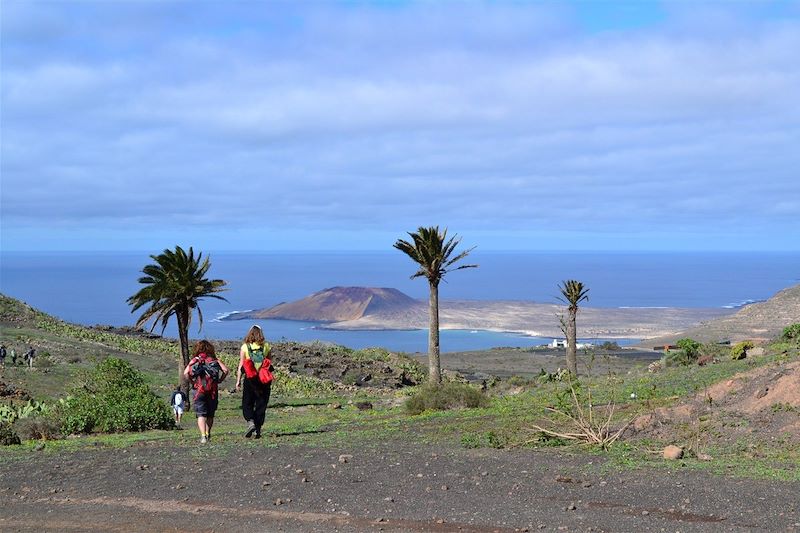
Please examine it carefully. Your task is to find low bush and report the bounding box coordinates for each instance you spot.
[13,415,61,441]
[731,341,754,360]
[0,420,21,446]
[56,357,173,434]
[599,341,621,351]
[405,382,488,415]
[677,338,701,360]
[781,324,800,342]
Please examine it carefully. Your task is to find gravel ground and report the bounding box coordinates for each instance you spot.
[1,440,798,532]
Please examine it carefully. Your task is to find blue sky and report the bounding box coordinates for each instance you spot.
[1,1,799,252]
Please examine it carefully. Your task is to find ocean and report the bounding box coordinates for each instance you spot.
[1,251,798,353]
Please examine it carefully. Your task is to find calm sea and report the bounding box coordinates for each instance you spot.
[1,251,798,353]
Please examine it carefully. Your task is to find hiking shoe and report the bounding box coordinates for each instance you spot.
[200,435,208,444]
[245,421,256,438]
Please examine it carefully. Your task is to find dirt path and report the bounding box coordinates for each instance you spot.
[1,441,798,532]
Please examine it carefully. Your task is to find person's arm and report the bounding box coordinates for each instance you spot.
[217,359,230,383]
[235,346,247,391]
[183,360,194,381]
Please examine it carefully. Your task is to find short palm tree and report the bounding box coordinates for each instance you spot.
[394,226,476,383]
[558,279,589,376]
[128,246,228,397]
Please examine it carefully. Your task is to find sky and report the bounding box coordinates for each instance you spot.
[1,1,799,252]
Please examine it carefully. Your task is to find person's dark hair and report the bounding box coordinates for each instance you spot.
[244,325,265,345]
[193,339,216,358]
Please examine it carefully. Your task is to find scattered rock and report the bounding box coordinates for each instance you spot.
[697,452,713,461]
[756,387,769,399]
[647,361,662,373]
[338,454,353,464]
[748,347,765,357]
[663,445,684,460]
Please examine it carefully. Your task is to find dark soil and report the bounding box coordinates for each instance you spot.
[1,440,798,532]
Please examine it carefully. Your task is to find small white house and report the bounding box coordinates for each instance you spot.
[550,339,594,349]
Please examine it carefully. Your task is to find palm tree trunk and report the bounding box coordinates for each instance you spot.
[176,307,192,406]
[428,281,441,384]
[566,308,578,376]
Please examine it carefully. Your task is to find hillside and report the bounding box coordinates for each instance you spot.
[644,283,800,345]
[226,286,733,339]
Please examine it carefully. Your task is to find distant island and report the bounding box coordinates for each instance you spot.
[222,286,751,340]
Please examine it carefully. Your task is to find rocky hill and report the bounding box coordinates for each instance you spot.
[228,287,424,322]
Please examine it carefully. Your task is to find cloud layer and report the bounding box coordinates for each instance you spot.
[2,2,799,250]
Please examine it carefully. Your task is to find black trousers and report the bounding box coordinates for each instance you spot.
[242,377,271,431]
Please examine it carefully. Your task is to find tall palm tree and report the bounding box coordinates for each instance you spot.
[127,246,228,397]
[394,226,476,383]
[558,279,589,376]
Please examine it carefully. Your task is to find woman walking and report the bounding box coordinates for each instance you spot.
[235,325,273,439]
[183,340,229,443]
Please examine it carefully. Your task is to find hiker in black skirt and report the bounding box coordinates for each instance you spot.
[235,325,273,439]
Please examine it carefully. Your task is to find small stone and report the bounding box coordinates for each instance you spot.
[642,510,649,516]
[275,498,283,505]
[441,485,448,491]
[582,482,592,488]
[480,471,488,476]
[697,452,713,461]
[663,445,684,460]
[34,442,45,451]
[383,497,394,502]
[301,477,308,483]
[295,469,304,474]
[565,503,576,511]
[338,454,353,464]
[436,519,445,524]
[416,473,423,478]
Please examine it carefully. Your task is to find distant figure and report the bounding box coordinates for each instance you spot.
[10,348,17,366]
[183,340,228,444]
[169,385,186,428]
[235,324,273,439]
[23,347,36,368]
[0,345,6,367]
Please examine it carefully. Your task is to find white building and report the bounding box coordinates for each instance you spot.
[550,339,594,349]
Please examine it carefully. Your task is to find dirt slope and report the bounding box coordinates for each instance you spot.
[645,283,800,346]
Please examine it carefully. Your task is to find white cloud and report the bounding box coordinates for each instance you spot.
[1,2,798,250]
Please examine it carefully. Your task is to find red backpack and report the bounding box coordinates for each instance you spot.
[243,344,274,385]
[190,353,220,399]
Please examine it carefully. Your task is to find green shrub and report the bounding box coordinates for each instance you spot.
[57,357,172,434]
[405,382,488,415]
[662,349,691,367]
[731,341,754,360]
[13,415,61,441]
[0,420,21,445]
[599,341,621,351]
[781,324,800,342]
[676,338,701,362]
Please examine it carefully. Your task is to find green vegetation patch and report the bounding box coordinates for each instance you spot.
[56,358,173,434]
[405,382,489,415]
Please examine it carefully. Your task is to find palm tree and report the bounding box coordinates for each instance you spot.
[127,246,228,398]
[394,226,476,383]
[558,279,589,376]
